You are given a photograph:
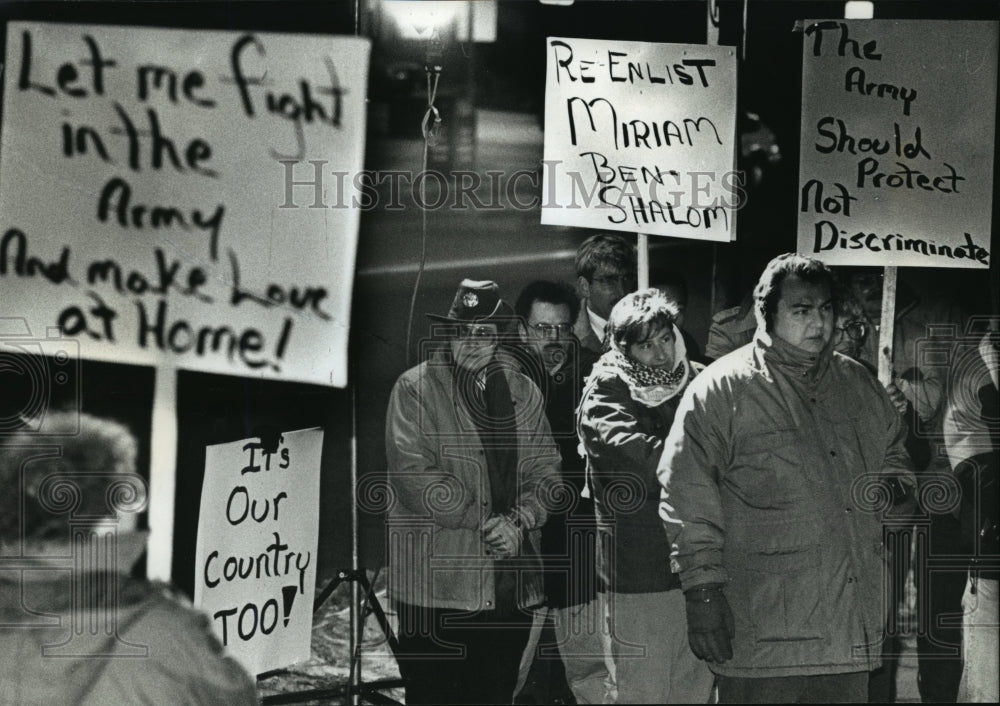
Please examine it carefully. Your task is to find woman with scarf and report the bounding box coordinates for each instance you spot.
[384,279,559,705]
[577,288,714,704]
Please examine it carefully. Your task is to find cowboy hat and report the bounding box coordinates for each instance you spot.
[427,279,515,324]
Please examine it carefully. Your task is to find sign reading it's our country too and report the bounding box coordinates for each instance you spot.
[194,428,323,674]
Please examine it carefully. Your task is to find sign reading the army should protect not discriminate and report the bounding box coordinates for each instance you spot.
[542,36,738,242]
[798,20,997,268]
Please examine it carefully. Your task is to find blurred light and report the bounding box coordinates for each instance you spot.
[383,1,496,43]
[384,1,461,39]
[844,2,874,19]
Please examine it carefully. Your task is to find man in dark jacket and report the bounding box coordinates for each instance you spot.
[659,254,916,704]
[572,234,637,356]
[512,280,602,705]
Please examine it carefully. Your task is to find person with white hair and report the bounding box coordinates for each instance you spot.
[0,410,257,705]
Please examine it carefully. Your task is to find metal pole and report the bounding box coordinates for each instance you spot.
[349,8,362,701]
[349,379,361,706]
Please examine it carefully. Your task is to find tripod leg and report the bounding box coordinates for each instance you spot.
[313,573,347,613]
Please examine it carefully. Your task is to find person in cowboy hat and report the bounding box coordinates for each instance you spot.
[384,279,560,705]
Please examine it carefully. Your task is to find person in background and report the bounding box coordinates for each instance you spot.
[844,268,969,703]
[572,234,637,356]
[704,290,756,362]
[512,280,603,705]
[943,322,999,704]
[830,286,927,704]
[578,288,714,704]
[654,271,706,364]
[659,254,916,704]
[384,279,559,705]
[0,411,258,705]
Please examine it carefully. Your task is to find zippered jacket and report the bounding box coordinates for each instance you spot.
[385,357,560,611]
[659,331,915,677]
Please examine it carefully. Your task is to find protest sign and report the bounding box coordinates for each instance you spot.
[541,36,738,242]
[0,22,370,386]
[797,20,997,268]
[194,427,323,674]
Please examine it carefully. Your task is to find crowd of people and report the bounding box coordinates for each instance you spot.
[0,233,994,704]
[384,234,998,704]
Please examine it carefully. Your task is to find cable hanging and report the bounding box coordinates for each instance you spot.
[404,52,443,365]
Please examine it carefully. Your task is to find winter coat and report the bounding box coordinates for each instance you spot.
[577,346,701,594]
[944,331,999,581]
[659,331,916,677]
[0,577,257,705]
[517,344,600,609]
[384,358,560,611]
[571,297,605,356]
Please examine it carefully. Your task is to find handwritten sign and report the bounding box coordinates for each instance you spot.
[194,428,323,674]
[797,20,997,268]
[541,37,738,242]
[0,22,370,386]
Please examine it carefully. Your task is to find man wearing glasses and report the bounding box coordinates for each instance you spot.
[385,279,560,705]
[572,234,638,355]
[512,280,605,705]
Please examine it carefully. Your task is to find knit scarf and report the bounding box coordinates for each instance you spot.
[454,356,530,616]
[586,324,691,407]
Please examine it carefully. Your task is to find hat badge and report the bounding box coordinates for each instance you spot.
[462,292,479,308]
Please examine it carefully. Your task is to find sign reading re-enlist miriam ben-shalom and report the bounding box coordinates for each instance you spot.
[542,37,738,242]
[0,22,369,386]
[798,20,997,268]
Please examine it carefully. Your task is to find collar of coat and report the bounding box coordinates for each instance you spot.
[754,327,834,383]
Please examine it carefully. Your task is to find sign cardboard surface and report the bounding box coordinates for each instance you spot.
[194,427,323,674]
[0,22,370,386]
[541,36,738,242]
[797,20,997,268]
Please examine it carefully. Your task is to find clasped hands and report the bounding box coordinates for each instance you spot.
[482,512,522,558]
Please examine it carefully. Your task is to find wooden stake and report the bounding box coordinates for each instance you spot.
[637,233,650,289]
[146,365,178,581]
[878,266,897,386]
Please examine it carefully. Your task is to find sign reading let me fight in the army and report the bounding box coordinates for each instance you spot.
[0,22,370,386]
